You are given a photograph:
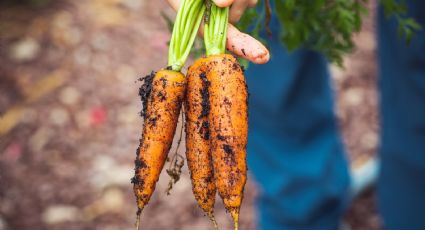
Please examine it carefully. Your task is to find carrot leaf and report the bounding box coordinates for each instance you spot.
[168,0,205,71]
[204,1,229,56]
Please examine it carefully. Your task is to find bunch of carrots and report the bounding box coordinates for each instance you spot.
[131,0,268,229]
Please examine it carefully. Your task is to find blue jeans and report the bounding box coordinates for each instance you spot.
[246,1,425,229]
[377,1,425,230]
[245,12,350,230]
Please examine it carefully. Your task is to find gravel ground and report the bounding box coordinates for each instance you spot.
[0,0,380,229]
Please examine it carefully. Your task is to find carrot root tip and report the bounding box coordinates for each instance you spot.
[207,212,219,230]
[136,208,143,230]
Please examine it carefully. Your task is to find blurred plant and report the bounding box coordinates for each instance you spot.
[2,0,51,7]
[161,11,175,34]
[162,11,206,62]
[380,0,422,43]
[29,0,50,6]
[237,0,422,66]
[162,0,422,66]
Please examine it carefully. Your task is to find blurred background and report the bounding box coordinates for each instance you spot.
[0,0,379,229]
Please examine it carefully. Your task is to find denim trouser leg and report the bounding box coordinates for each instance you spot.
[245,28,350,229]
[377,2,425,229]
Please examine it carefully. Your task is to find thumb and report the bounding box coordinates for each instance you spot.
[213,0,234,7]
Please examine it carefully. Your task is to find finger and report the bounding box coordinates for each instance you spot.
[198,24,269,64]
[229,1,248,24]
[213,0,235,8]
[226,24,270,64]
[247,0,258,7]
[166,0,269,64]
[167,0,180,10]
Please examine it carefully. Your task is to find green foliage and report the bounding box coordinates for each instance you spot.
[236,6,267,67]
[1,0,51,7]
[28,0,50,6]
[190,38,206,59]
[380,0,422,43]
[168,0,205,71]
[237,0,422,65]
[277,0,367,65]
[204,1,229,56]
[237,7,267,46]
[161,11,206,62]
[160,11,174,32]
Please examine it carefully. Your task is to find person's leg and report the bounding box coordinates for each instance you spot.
[377,2,425,230]
[245,15,350,230]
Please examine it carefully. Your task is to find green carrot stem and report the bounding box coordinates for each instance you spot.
[168,0,206,71]
[180,0,203,52]
[204,1,229,56]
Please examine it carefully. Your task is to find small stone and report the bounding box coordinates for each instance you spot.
[9,38,40,62]
[117,105,138,125]
[93,155,114,171]
[29,127,53,152]
[45,47,64,64]
[75,109,91,129]
[91,54,110,73]
[87,0,126,27]
[91,33,110,51]
[59,86,81,106]
[122,0,143,10]
[42,205,80,224]
[101,188,124,210]
[357,32,376,52]
[38,182,54,201]
[82,188,124,221]
[20,108,38,124]
[29,17,49,39]
[330,64,346,83]
[115,65,136,84]
[51,10,82,47]
[89,155,133,189]
[182,219,209,230]
[0,216,5,230]
[361,131,378,150]
[49,107,70,126]
[150,31,170,50]
[52,11,73,29]
[61,27,83,46]
[343,88,364,107]
[73,46,92,66]
[0,199,13,215]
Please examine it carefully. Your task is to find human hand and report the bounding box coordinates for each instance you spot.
[166,0,270,64]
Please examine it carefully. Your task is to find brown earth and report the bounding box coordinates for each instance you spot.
[0,0,380,229]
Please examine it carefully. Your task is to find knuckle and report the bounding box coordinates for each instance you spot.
[248,0,258,7]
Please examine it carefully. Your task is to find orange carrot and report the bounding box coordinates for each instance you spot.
[131,1,206,229]
[206,54,248,230]
[132,70,186,215]
[185,58,218,228]
[203,3,248,229]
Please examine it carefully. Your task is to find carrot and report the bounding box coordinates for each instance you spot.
[131,0,206,229]
[132,69,186,213]
[203,3,248,230]
[185,57,218,229]
[206,54,248,230]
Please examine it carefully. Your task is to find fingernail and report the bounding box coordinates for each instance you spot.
[213,0,232,8]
